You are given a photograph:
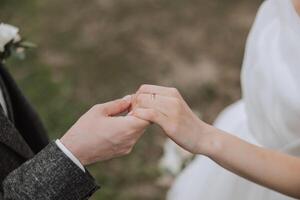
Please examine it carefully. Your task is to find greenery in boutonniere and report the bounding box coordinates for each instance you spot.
[0,23,36,63]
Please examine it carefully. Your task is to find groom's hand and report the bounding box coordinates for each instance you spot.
[60,96,149,166]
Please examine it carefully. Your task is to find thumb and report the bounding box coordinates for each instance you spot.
[102,95,132,116]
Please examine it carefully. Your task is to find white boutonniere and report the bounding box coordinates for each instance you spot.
[0,23,36,63]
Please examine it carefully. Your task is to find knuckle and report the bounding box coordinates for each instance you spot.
[170,87,179,95]
[139,84,148,92]
[91,104,99,109]
[136,94,144,105]
[91,104,102,111]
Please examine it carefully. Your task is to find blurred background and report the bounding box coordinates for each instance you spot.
[1,0,261,199]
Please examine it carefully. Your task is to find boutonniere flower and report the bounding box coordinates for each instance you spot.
[0,23,36,63]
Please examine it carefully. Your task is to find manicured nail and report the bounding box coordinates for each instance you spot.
[128,111,134,116]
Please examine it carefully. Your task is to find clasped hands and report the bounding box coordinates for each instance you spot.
[61,84,213,166]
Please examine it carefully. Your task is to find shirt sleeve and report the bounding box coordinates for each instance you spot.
[2,142,99,200]
[55,139,85,172]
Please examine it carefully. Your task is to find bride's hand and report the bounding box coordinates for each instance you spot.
[130,84,213,154]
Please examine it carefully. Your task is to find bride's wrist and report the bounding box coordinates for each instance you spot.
[196,123,224,157]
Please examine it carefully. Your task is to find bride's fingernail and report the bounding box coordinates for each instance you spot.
[123,95,132,102]
[128,111,134,115]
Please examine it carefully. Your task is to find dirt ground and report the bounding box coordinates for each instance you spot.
[1,0,262,199]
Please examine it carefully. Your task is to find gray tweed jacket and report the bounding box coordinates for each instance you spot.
[0,63,99,199]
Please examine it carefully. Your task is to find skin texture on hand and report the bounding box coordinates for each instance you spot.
[131,84,211,154]
[132,84,300,199]
[60,96,149,166]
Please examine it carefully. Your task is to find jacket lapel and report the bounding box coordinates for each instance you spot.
[0,110,34,159]
[0,64,49,155]
[0,71,14,123]
[0,64,34,159]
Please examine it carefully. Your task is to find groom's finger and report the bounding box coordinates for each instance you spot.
[122,115,150,129]
[131,108,168,127]
[137,84,182,99]
[133,93,174,116]
[100,96,131,116]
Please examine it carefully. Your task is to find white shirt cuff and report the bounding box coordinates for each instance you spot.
[55,139,85,172]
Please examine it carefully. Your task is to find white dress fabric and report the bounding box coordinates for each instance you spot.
[167,0,300,199]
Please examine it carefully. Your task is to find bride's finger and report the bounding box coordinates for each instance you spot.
[132,93,176,116]
[137,84,182,99]
[130,108,168,127]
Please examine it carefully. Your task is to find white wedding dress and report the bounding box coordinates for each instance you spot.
[167,0,300,199]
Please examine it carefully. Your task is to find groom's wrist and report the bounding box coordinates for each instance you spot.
[55,139,86,172]
[60,135,90,166]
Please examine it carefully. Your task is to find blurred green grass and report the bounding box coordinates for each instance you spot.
[1,0,261,199]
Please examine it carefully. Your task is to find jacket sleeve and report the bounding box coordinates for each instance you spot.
[1,142,100,200]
